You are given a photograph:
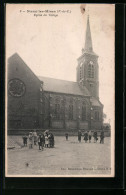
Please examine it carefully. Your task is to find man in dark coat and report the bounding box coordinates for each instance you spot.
[48,133,54,148]
[38,134,45,150]
[100,131,104,144]
[78,130,82,143]
[93,131,98,143]
[83,131,88,143]
[22,134,28,147]
[65,133,68,141]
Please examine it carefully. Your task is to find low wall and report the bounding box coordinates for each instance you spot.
[79,122,88,129]
[52,121,64,129]
[66,121,77,129]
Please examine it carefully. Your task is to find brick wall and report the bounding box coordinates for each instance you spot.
[7,54,41,129]
[7,54,103,132]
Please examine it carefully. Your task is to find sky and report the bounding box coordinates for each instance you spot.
[6,4,115,126]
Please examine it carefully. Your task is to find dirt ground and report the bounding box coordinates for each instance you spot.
[7,136,111,176]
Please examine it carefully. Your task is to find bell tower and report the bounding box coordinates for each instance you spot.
[77,16,99,99]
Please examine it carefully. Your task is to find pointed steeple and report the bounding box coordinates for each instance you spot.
[84,15,93,52]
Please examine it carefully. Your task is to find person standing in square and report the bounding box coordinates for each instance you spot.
[78,130,82,143]
[45,135,49,148]
[65,133,68,141]
[88,130,92,143]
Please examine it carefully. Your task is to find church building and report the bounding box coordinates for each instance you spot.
[7,16,103,134]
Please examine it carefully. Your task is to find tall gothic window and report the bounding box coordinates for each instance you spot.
[54,104,60,120]
[60,101,65,119]
[91,65,94,78]
[82,102,86,121]
[68,105,73,120]
[80,66,82,80]
[95,111,99,121]
[88,61,94,78]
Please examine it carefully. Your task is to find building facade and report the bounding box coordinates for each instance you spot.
[7,16,103,134]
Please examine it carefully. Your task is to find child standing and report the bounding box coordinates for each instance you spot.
[45,135,49,148]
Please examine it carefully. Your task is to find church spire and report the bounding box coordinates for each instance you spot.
[84,15,93,52]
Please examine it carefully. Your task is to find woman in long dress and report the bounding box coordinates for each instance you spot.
[83,131,88,143]
[88,130,92,143]
[33,130,38,145]
[28,132,33,149]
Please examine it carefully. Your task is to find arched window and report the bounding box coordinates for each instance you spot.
[68,105,73,120]
[80,66,82,80]
[54,104,60,120]
[82,102,86,121]
[95,111,99,121]
[91,65,94,78]
[88,64,91,78]
[88,61,94,78]
[60,101,65,119]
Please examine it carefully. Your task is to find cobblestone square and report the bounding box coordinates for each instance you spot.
[7,136,111,176]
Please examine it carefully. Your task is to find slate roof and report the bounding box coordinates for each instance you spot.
[90,97,103,107]
[38,76,90,96]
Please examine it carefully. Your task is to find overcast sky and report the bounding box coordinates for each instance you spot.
[6,4,115,126]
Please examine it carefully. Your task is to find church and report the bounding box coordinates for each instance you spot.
[7,16,103,134]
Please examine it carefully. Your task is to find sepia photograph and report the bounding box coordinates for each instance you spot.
[5,3,115,177]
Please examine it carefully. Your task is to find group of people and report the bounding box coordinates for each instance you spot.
[64,130,105,144]
[22,129,105,149]
[78,130,105,144]
[22,130,55,150]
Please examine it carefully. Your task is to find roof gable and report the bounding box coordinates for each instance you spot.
[8,53,40,84]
